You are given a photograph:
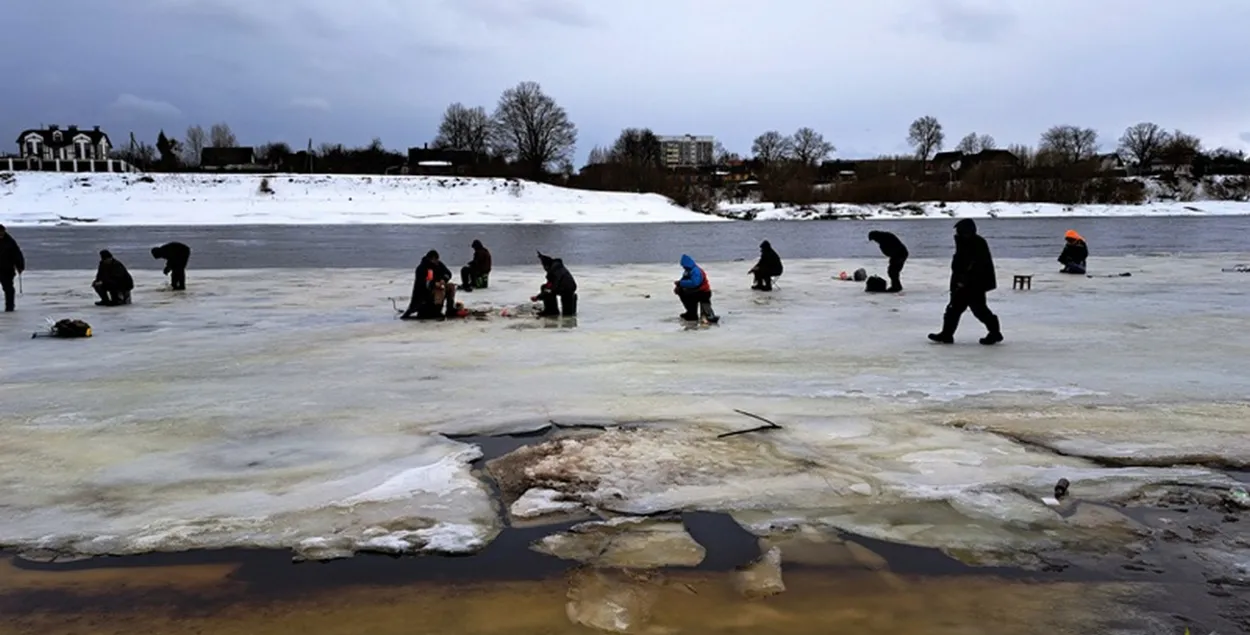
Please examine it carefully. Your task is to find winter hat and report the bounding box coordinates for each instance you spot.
[425,250,440,260]
[760,240,771,250]
[471,239,483,249]
[1065,229,1082,241]
[954,218,977,235]
[99,249,113,259]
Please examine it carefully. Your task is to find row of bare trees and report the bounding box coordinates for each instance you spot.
[431,81,577,177]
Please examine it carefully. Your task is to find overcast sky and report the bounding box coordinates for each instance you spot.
[6,0,1249,163]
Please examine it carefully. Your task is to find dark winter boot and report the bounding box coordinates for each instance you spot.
[927,332,953,344]
[929,311,958,343]
[980,316,1003,345]
[699,300,719,324]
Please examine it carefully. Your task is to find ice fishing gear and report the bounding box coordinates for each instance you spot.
[32,318,92,339]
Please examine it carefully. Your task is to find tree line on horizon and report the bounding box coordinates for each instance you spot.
[104,79,1249,208]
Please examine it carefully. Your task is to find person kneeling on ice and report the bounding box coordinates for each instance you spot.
[533,251,577,317]
[1058,230,1088,274]
[749,240,783,291]
[400,250,458,320]
[868,230,908,292]
[675,254,719,323]
[151,241,192,290]
[460,239,492,292]
[93,250,134,307]
[928,219,1002,345]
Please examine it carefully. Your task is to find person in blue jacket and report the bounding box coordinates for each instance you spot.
[674,254,719,323]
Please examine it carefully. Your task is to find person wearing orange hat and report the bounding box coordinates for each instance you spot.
[1058,230,1088,274]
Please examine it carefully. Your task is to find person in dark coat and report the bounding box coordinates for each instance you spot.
[0,224,25,312]
[674,254,719,323]
[400,250,457,320]
[929,219,1002,345]
[93,250,135,306]
[1058,230,1088,274]
[151,241,192,290]
[868,230,909,292]
[534,251,577,317]
[749,240,784,291]
[460,239,493,291]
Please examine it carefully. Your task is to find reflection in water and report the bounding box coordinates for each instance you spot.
[0,555,1153,635]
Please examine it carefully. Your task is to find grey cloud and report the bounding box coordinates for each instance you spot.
[896,0,1017,44]
[110,94,182,118]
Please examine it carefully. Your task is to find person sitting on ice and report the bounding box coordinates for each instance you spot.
[675,254,719,323]
[533,251,577,317]
[749,240,784,291]
[93,250,135,306]
[151,241,191,290]
[400,250,457,320]
[459,239,492,292]
[1058,230,1088,274]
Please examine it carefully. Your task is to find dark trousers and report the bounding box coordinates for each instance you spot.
[403,280,456,319]
[752,271,773,291]
[94,282,131,306]
[887,256,906,291]
[677,288,716,321]
[1060,262,1086,275]
[460,266,488,289]
[169,266,186,290]
[539,290,577,317]
[941,287,999,335]
[1,274,14,311]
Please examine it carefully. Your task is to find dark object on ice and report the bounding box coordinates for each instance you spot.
[853,268,867,282]
[868,230,908,292]
[716,409,784,439]
[675,254,718,323]
[33,318,92,339]
[401,250,457,320]
[1054,478,1070,500]
[749,240,783,291]
[93,250,134,306]
[1220,264,1249,273]
[929,219,1002,345]
[534,250,577,317]
[0,224,25,312]
[460,239,492,291]
[1087,272,1132,278]
[1058,230,1088,275]
[865,275,888,293]
[151,241,191,290]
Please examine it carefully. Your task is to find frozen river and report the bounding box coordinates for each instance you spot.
[1,255,1247,563]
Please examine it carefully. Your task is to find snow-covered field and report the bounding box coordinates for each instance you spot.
[719,199,1250,221]
[2,256,1247,563]
[0,172,722,226]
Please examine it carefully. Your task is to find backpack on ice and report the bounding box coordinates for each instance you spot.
[864,276,888,293]
[50,319,92,338]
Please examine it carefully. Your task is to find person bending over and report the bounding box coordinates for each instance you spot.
[675,254,719,324]
[401,250,457,320]
[868,230,909,292]
[93,250,134,306]
[749,240,783,291]
[151,241,192,290]
[533,251,577,317]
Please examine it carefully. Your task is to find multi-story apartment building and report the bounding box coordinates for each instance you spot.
[657,134,714,168]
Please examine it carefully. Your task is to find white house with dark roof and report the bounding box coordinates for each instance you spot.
[16,125,112,160]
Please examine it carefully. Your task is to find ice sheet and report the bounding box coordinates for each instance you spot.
[0,172,723,226]
[1,254,1247,559]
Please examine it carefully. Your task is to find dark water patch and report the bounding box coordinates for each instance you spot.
[12,216,1250,270]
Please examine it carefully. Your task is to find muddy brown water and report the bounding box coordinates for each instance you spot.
[2,427,1246,634]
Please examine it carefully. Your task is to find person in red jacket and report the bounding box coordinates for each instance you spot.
[674,254,719,323]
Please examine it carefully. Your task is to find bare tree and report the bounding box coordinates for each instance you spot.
[1118,122,1170,169]
[609,128,662,168]
[713,141,740,164]
[434,103,491,155]
[1006,143,1036,168]
[907,116,945,160]
[791,127,834,165]
[955,132,996,154]
[751,130,793,164]
[586,145,612,165]
[209,122,237,148]
[182,125,206,166]
[490,81,578,176]
[256,141,293,165]
[1160,129,1201,165]
[1039,125,1099,164]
